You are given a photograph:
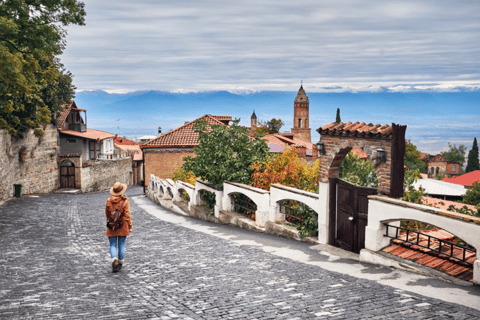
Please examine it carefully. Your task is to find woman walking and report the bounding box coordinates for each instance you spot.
[105,182,133,273]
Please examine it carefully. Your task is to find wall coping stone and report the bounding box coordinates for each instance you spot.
[196,179,221,191]
[271,184,319,199]
[368,195,480,225]
[224,181,269,194]
[177,180,195,190]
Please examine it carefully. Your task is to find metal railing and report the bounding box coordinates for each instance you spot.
[280,203,303,225]
[384,225,475,266]
[232,195,257,216]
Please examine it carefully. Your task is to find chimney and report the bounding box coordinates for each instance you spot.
[158,127,162,136]
[296,146,307,159]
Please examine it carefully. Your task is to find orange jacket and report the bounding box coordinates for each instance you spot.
[105,195,132,237]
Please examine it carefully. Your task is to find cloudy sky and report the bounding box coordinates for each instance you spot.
[62,0,480,93]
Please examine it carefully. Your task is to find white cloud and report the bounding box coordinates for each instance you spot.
[61,0,480,92]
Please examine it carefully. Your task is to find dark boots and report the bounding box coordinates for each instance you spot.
[112,258,119,273]
[117,259,124,272]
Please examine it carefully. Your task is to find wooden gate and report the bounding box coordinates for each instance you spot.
[60,161,76,188]
[329,178,377,253]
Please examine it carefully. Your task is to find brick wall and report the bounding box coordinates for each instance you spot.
[144,148,195,186]
[0,125,59,200]
[81,158,132,193]
[319,135,392,195]
[446,162,460,175]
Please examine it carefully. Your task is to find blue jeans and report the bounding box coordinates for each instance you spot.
[109,236,126,260]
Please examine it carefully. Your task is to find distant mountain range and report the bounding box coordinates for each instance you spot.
[74,90,480,154]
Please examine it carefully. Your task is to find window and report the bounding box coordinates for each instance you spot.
[430,167,434,174]
[452,165,456,172]
[436,167,439,175]
[299,118,302,128]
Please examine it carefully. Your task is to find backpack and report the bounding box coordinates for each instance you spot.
[106,200,127,230]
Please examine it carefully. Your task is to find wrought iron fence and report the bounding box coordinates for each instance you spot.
[232,194,257,218]
[280,202,304,225]
[384,224,476,266]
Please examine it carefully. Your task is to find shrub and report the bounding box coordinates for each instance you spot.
[172,167,197,186]
[251,147,320,193]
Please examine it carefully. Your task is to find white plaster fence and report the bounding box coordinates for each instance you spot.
[361,196,480,285]
[148,175,321,228]
[148,174,480,285]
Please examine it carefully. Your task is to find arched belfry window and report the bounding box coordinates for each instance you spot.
[299,118,302,128]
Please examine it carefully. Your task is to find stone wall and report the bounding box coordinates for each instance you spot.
[81,158,132,193]
[0,125,59,200]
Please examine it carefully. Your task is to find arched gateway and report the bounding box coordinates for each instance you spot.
[316,122,407,253]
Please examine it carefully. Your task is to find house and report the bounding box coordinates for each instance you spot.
[114,137,144,186]
[57,101,116,162]
[141,114,231,186]
[421,153,461,178]
[442,170,480,189]
[261,133,319,161]
[412,178,467,201]
[56,101,132,192]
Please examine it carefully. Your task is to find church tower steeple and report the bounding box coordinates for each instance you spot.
[291,84,311,142]
[251,110,257,128]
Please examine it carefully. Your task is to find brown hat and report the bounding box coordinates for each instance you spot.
[110,182,127,196]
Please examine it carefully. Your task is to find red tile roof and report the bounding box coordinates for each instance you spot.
[419,152,430,160]
[57,100,75,127]
[141,114,230,148]
[56,100,87,128]
[60,129,115,141]
[351,148,368,159]
[421,196,477,211]
[115,137,141,146]
[114,137,142,161]
[383,228,475,282]
[262,133,315,155]
[442,170,480,187]
[211,116,232,125]
[317,122,393,137]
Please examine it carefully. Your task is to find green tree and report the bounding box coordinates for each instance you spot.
[466,137,479,173]
[339,151,378,187]
[253,118,284,137]
[404,140,426,172]
[182,119,270,189]
[441,143,467,168]
[0,0,86,137]
[463,181,480,206]
[335,108,341,123]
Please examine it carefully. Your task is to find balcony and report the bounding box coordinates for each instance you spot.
[70,123,86,132]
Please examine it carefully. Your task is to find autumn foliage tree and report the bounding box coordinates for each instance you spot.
[251,147,320,193]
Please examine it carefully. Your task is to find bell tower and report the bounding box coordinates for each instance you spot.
[291,84,311,142]
[251,110,257,128]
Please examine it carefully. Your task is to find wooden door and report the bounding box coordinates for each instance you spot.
[60,162,76,188]
[332,179,377,253]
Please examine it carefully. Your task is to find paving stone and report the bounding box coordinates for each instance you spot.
[0,187,479,319]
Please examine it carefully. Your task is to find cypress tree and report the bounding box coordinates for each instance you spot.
[466,137,480,173]
[336,108,341,123]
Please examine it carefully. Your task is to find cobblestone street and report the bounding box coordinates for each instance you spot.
[1,186,480,319]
